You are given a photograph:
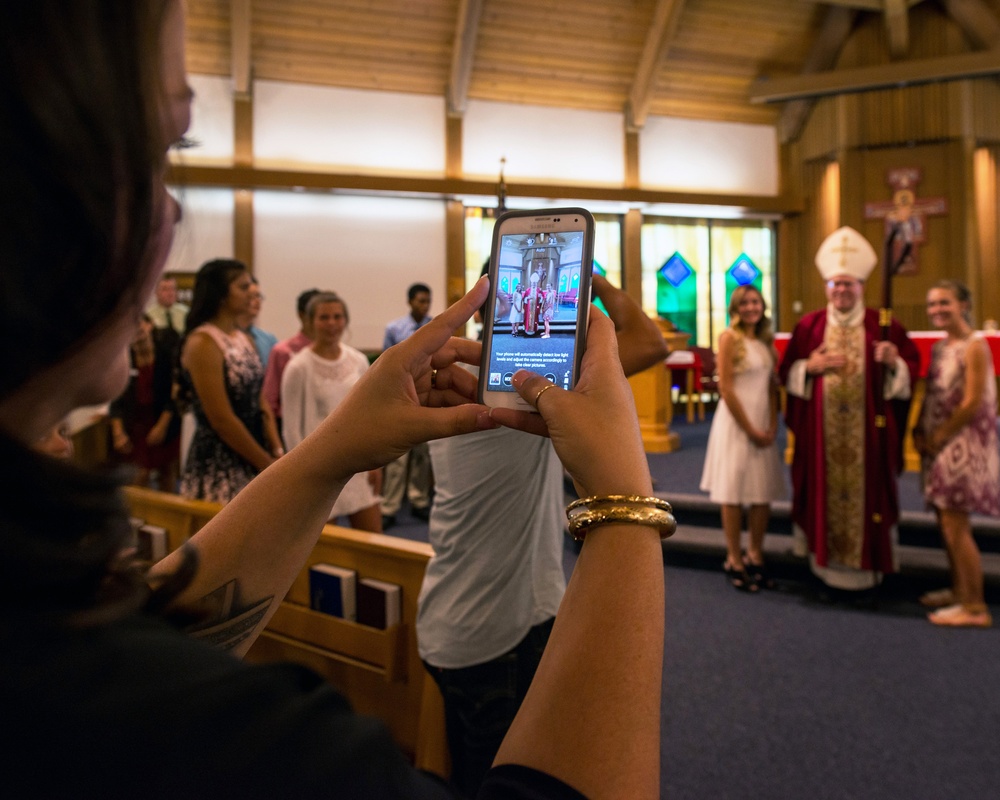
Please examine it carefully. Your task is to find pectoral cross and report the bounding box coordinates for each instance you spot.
[831,233,857,268]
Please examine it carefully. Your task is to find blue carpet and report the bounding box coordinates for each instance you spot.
[382,414,999,798]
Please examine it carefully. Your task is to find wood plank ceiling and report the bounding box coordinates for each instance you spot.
[184,0,1000,143]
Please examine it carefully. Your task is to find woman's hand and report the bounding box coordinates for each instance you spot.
[145,417,168,446]
[490,308,653,498]
[111,421,132,454]
[928,428,949,454]
[311,277,498,477]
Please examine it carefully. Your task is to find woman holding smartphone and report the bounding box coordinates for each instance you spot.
[913,280,999,627]
[1,3,665,795]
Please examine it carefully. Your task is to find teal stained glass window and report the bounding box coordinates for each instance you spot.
[728,254,759,286]
[657,252,697,338]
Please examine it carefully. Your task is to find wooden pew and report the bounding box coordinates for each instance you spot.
[122,486,449,776]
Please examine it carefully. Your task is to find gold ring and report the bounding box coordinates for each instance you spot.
[533,383,556,406]
[430,369,439,389]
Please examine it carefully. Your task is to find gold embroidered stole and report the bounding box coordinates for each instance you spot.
[822,319,866,568]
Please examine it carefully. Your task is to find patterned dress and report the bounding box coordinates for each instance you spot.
[180,324,266,503]
[919,335,1000,515]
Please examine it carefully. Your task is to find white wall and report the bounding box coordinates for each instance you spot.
[170,74,234,165]
[163,187,235,274]
[463,100,625,186]
[254,81,446,175]
[253,192,447,348]
[639,116,778,196]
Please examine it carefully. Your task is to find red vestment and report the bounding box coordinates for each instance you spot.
[778,308,919,575]
[523,287,540,335]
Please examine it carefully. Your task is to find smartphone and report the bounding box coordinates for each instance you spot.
[478,207,595,410]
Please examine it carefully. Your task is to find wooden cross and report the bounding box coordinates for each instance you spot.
[863,167,947,275]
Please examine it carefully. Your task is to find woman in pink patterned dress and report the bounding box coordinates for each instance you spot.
[914,281,999,627]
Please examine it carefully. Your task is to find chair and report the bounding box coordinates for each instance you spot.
[666,346,719,422]
[690,345,719,414]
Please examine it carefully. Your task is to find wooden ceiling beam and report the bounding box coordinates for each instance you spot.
[777,6,857,144]
[447,0,484,116]
[941,0,1000,49]
[750,48,1000,103]
[165,163,802,214]
[794,0,925,9]
[626,0,686,131]
[231,0,252,96]
[883,0,909,57]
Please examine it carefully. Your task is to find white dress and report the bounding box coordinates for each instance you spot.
[281,345,381,518]
[699,336,786,505]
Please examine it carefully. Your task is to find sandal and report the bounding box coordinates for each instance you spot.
[723,561,758,593]
[919,588,956,608]
[928,604,992,628]
[744,558,775,590]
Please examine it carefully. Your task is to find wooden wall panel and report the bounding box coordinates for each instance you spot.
[851,144,962,333]
[975,146,1000,325]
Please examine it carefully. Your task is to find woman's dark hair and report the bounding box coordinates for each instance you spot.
[0,1,194,626]
[932,279,974,324]
[0,1,173,400]
[186,258,249,333]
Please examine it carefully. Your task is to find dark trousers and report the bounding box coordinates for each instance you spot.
[423,617,555,797]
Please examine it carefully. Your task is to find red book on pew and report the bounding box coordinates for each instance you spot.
[356,579,401,630]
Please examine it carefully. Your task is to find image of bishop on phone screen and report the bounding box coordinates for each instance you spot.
[485,226,587,392]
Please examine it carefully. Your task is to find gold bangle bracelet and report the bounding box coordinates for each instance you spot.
[566,502,677,542]
[565,494,673,514]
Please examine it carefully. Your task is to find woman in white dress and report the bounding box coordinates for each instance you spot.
[281,292,383,532]
[700,285,785,591]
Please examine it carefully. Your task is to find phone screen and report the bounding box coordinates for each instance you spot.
[484,219,591,394]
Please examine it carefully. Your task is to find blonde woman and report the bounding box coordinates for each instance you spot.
[700,285,786,591]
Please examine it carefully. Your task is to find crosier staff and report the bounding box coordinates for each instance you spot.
[869,222,907,588]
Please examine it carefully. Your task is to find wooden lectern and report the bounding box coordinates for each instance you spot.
[627,320,690,453]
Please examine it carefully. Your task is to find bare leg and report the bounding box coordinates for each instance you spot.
[939,509,985,609]
[348,503,383,533]
[720,504,743,569]
[921,508,957,607]
[745,504,770,565]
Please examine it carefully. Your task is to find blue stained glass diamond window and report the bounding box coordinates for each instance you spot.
[728,254,760,286]
[659,252,693,288]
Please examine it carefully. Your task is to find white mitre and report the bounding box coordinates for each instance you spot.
[815,226,877,282]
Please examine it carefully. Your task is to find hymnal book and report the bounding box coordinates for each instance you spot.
[309,564,357,622]
[356,578,401,630]
[136,524,168,563]
[126,517,145,551]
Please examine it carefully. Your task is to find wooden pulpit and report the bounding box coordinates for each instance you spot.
[627,321,690,453]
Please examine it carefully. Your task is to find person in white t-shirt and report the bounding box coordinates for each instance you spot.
[281,292,382,532]
[417,274,668,796]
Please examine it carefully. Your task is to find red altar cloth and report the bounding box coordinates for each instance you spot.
[774,330,1000,378]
